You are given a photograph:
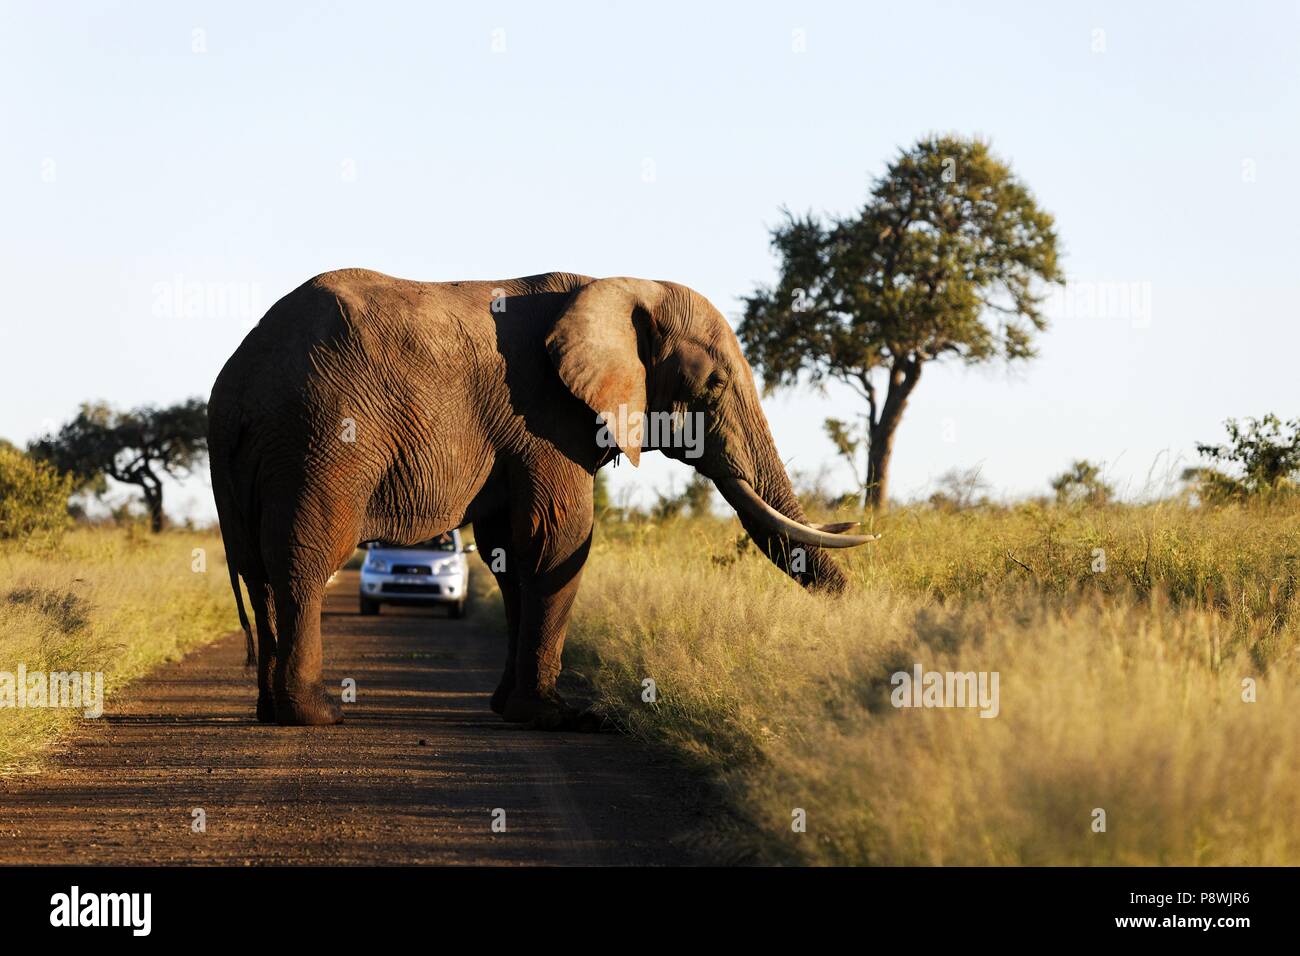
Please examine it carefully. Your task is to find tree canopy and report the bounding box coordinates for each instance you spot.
[29,399,209,532]
[739,135,1064,507]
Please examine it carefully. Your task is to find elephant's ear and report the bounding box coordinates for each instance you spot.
[545,277,664,467]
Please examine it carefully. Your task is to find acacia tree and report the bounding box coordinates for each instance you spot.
[30,399,208,532]
[739,135,1064,508]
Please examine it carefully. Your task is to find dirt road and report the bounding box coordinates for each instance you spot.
[0,572,702,865]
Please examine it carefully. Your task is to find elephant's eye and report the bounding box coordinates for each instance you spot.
[705,372,728,395]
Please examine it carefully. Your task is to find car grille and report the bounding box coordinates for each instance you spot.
[390,564,432,575]
[381,583,442,595]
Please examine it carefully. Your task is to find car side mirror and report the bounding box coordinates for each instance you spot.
[463,543,477,553]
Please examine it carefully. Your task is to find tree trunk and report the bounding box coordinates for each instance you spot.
[139,474,165,533]
[864,358,922,511]
[865,424,895,509]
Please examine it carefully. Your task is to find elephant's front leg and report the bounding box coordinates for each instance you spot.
[501,477,594,729]
[472,510,521,715]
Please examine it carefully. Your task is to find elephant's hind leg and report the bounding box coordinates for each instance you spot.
[271,585,342,726]
[262,500,352,727]
[246,578,278,723]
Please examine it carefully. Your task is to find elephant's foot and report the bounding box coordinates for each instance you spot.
[274,684,344,726]
[255,693,277,724]
[489,677,515,715]
[502,691,603,732]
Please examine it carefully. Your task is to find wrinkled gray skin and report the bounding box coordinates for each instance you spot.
[209,270,859,728]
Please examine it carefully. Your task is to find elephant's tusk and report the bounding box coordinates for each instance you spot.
[814,521,862,535]
[716,478,881,549]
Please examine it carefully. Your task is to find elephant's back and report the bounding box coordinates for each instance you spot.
[306,267,593,333]
[216,269,425,389]
[210,265,595,431]
[215,267,594,383]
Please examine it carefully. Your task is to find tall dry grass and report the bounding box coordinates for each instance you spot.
[0,527,234,772]
[565,502,1300,865]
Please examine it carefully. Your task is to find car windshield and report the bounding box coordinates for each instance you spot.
[365,534,458,552]
[412,534,457,552]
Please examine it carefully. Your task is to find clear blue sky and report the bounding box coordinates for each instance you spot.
[2,1,1297,520]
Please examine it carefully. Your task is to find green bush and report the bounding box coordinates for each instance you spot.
[0,444,73,541]
[1185,415,1300,502]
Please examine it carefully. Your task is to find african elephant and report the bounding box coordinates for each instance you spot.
[208,270,872,727]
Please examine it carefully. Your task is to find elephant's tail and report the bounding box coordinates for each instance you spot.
[216,461,256,667]
[227,559,255,667]
[209,395,257,668]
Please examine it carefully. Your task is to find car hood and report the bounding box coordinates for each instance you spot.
[366,548,461,565]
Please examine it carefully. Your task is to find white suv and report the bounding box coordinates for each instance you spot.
[358,531,475,618]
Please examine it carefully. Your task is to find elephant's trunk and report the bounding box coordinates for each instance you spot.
[713,432,862,593]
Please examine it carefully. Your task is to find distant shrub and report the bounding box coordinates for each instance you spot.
[1185,415,1300,503]
[790,464,860,514]
[650,474,718,522]
[1050,459,1114,506]
[928,466,993,512]
[0,444,73,541]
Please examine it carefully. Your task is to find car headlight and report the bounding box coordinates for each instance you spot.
[366,558,389,572]
[435,559,459,575]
